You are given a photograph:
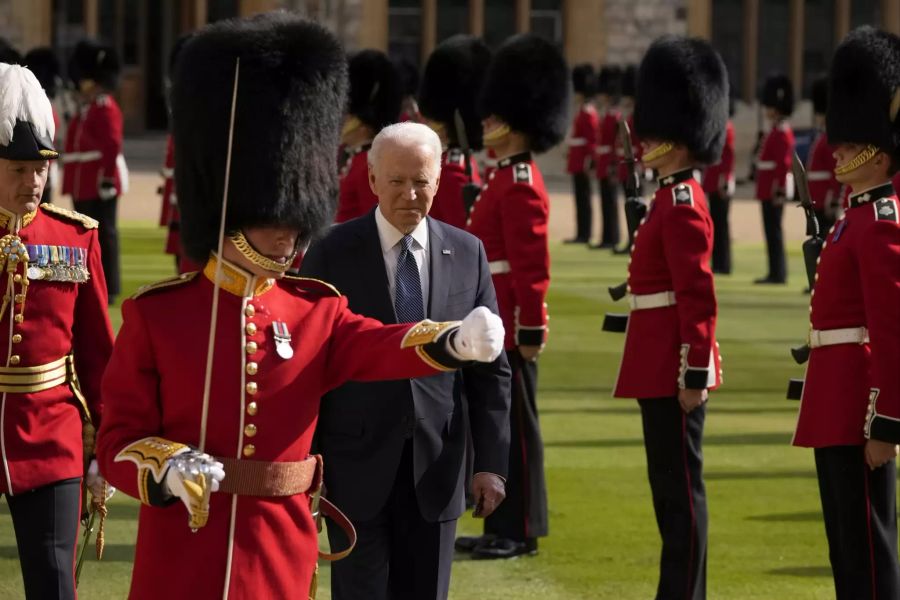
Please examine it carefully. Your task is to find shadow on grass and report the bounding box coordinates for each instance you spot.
[0,544,135,562]
[706,470,815,481]
[0,501,138,521]
[540,405,798,416]
[747,511,821,522]
[766,565,832,578]
[545,432,792,448]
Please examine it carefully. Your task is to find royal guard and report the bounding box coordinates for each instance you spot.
[606,36,727,599]
[754,73,795,284]
[61,40,126,304]
[335,49,402,223]
[792,26,900,598]
[95,14,504,599]
[806,75,843,239]
[614,64,642,254]
[0,63,114,599]
[592,65,622,249]
[457,33,568,560]
[23,48,61,204]
[395,56,421,123]
[564,63,599,244]
[702,96,736,274]
[419,34,489,229]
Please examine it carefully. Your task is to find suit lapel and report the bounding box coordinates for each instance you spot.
[427,217,453,321]
[358,210,397,324]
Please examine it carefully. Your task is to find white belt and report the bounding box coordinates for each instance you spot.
[61,150,102,164]
[489,260,511,275]
[756,160,776,170]
[567,138,587,147]
[597,145,612,153]
[807,171,832,181]
[629,291,676,310]
[809,327,868,348]
[161,167,174,178]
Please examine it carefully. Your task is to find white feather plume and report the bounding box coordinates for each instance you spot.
[0,63,55,147]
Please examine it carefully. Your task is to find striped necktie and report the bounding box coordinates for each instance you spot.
[394,234,424,322]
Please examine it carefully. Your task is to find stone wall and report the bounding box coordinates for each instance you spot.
[603,0,687,65]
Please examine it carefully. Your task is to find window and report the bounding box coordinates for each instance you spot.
[389,0,422,69]
[531,0,562,46]
[712,0,744,99]
[437,0,469,44]
[484,0,516,49]
[208,0,240,23]
[851,0,881,28]
[802,0,833,97]
[757,0,790,93]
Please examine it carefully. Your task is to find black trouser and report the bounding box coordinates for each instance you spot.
[708,190,732,274]
[760,201,786,282]
[571,172,592,241]
[4,478,81,600]
[74,197,120,303]
[639,397,707,600]
[328,441,457,600]
[598,176,620,246]
[484,350,548,541]
[814,446,900,600]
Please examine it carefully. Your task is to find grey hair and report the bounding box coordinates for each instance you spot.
[368,122,442,178]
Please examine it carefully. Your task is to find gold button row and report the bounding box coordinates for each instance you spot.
[245,302,259,458]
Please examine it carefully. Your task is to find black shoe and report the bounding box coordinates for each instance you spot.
[455,534,494,553]
[712,268,731,275]
[612,245,631,255]
[563,237,589,244]
[471,537,538,560]
[802,286,811,295]
[753,276,786,285]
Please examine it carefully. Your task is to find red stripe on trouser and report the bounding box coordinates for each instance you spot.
[515,365,531,539]
[863,462,877,599]
[681,412,696,599]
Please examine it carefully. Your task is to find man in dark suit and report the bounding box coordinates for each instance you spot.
[301,121,511,600]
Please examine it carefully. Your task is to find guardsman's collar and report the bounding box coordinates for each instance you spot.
[848,182,895,208]
[203,253,275,298]
[497,151,532,169]
[657,168,696,187]
[0,204,37,233]
[348,142,372,156]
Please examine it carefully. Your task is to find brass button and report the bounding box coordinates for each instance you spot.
[242,444,256,457]
[11,334,21,344]
[9,355,20,365]
[247,401,258,416]
[14,314,23,323]
[246,362,258,376]
[246,382,258,395]
[14,294,24,304]
[13,274,21,283]
[245,323,257,336]
[244,305,255,317]
[245,341,258,355]
[244,424,257,438]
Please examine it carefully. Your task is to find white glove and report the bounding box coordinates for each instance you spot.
[450,306,505,363]
[163,450,225,530]
[85,459,116,501]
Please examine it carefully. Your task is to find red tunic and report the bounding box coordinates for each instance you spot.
[466,152,549,349]
[755,121,795,202]
[429,147,482,229]
[892,172,900,195]
[62,94,124,201]
[566,103,599,175]
[335,146,378,223]
[615,113,643,183]
[594,109,620,179]
[614,170,721,398]
[0,204,113,494]
[97,257,459,599]
[482,147,498,181]
[806,131,841,212]
[793,184,900,447]
[702,120,735,194]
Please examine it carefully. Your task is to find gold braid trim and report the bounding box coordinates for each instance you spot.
[400,319,460,348]
[229,231,297,274]
[643,142,674,163]
[114,436,189,504]
[834,144,879,175]
[483,124,511,146]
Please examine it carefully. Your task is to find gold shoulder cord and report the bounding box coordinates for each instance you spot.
[229,231,297,274]
[834,144,879,176]
[0,218,30,328]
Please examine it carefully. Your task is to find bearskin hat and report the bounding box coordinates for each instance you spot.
[596,65,621,97]
[419,35,491,151]
[761,73,794,115]
[0,38,21,65]
[479,34,569,153]
[572,63,596,97]
[620,64,637,99]
[826,26,900,162]
[811,75,828,116]
[347,49,402,132]
[24,48,60,99]
[394,56,419,98]
[634,36,728,164]
[68,40,120,90]
[171,12,347,262]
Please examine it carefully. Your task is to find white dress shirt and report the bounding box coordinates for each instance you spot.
[375,206,430,314]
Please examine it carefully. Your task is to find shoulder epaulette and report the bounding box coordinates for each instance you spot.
[40,203,99,229]
[283,275,341,297]
[672,183,694,207]
[132,272,199,299]
[874,197,899,224]
[513,163,533,185]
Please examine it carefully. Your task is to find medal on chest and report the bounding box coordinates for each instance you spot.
[272,321,293,359]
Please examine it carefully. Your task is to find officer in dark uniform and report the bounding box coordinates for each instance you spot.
[792,26,900,599]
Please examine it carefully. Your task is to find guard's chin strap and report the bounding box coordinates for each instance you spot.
[483,124,510,147]
[834,144,879,176]
[228,230,299,275]
[643,141,674,163]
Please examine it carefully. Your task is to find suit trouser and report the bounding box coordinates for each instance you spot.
[760,201,787,281]
[598,176,620,246]
[708,190,732,274]
[74,197,121,302]
[639,398,707,600]
[3,477,81,600]
[571,172,592,241]
[484,350,548,541]
[328,441,456,600]
[814,446,900,600]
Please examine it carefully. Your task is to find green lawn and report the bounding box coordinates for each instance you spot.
[0,221,878,598]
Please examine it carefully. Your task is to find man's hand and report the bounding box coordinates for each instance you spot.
[864,439,899,470]
[163,450,225,530]
[518,345,542,362]
[678,388,708,413]
[451,306,504,362]
[471,473,506,518]
[85,459,116,501]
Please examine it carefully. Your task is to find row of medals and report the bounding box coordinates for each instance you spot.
[27,260,90,283]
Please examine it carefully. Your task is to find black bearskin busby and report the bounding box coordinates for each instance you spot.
[419,35,491,151]
[171,12,347,263]
[347,49,402,132]
[633,36,728,164]
[479,33,569,153]
[620,64,637,100]
[394,56,419,99]
[24,48,60,99]
[811,75,828,116]
[761,73,794,116]
[826,26,900,163]
[68,40,120,90]
[572,63,596,97]
[596,65,621,98]
[0,38,21,65]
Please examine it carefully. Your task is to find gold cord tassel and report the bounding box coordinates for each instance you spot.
[95,482,108,560]
[308,563,319,600]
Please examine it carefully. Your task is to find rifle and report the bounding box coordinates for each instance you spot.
[454,110,481,215]
[789,152,826,365]
[608,120,647,301]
